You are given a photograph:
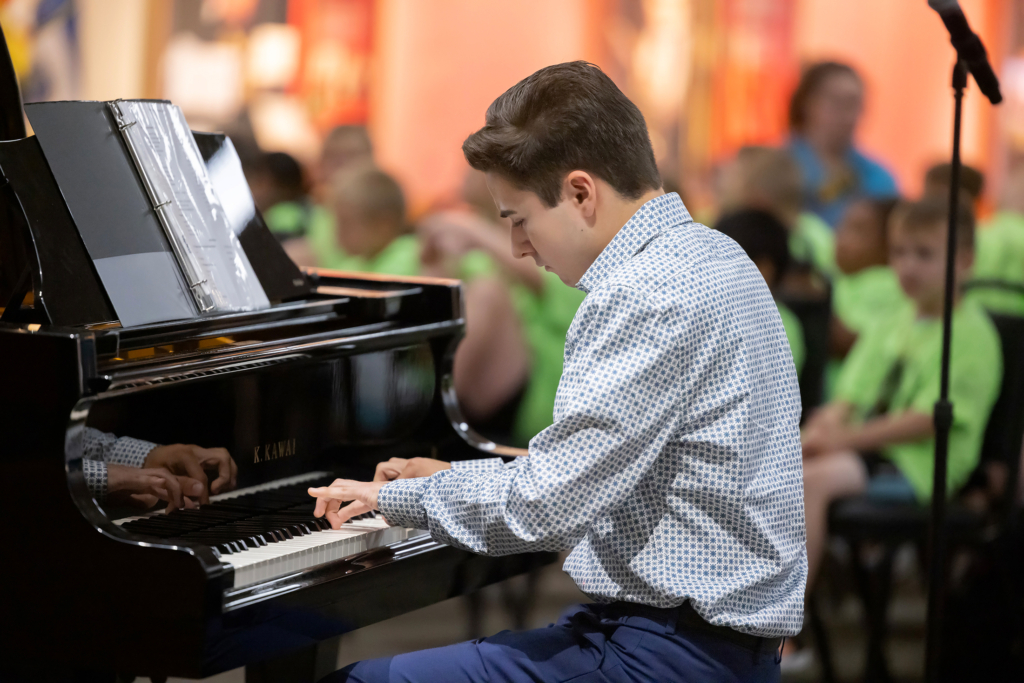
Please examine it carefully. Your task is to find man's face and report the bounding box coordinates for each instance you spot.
[484,173,592,286]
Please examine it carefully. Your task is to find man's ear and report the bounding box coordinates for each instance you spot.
[563,171,598,220]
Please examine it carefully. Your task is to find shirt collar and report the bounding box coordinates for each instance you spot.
[575,192,691,293]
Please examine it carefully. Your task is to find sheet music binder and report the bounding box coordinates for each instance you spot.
[26,100,270,327]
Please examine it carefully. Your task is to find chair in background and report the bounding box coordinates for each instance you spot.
[813,313,1024,683]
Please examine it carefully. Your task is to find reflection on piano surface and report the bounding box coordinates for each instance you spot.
[0,57,549,680]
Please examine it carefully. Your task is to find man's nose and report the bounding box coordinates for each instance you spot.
[510,226,531,260]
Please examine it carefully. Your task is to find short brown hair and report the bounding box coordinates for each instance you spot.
[890,195,974,252]
[726,146,803,220]
[789,61,862,132]
[330,164,405,229]
[462,61,661,207]
[923,162,985,200]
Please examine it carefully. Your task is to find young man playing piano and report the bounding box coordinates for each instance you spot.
[310,61,806,682]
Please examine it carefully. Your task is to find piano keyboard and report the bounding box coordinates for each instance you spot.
[115,472,420,588]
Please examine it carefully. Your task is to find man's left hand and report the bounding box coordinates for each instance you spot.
[308,479,386,529]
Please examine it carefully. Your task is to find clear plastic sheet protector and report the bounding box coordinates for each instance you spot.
[109,100,270,314]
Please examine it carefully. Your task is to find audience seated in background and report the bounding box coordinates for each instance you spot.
[717,145,836,296]
[283,125,376,268]
[316,124,375,197]
[969,163,1024,315]
[787,61,899,228]
[246,151,321,243]
[800,197,1002,587]
[417,170,586,445]
[71,427,237,511]
[714,209,806,376]
[830,196,909,357]
[323,165,530,435]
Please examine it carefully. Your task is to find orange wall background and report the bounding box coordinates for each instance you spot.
[369,0,605,214]
[796,0,1008,199]
[368,0,1010,212]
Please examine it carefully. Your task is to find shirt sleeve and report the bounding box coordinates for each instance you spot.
[80,427,158,468]
[83,459,109,500]
[377,284,689,554]
[449,458,506,473]
[78,428,159,499]
[833,322,892,411]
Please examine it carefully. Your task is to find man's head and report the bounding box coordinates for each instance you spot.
[329,164,406,258]
[835,197,898,275]
[889,196,975,315]
[714,209,790,289]
[462,61,663,285]
[717,146,803,228]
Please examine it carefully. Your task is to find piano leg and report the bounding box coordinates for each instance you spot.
[244,638,340,683]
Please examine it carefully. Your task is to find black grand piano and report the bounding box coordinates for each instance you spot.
[0,30,551,683]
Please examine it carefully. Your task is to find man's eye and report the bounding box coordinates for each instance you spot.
[512,219,525,228]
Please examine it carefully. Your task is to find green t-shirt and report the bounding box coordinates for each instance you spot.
[790,212,837,279]
[833,299,1002,501]
[322,234,422,276]
[508,271,586,445]
[777,301,806,376]
[967,211,1024,315]
[833,265,913,335]
[300,205,345,268]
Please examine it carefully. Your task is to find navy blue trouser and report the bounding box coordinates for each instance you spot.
[321,602,782,683]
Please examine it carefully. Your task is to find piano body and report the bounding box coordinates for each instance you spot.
[0,32,552,682]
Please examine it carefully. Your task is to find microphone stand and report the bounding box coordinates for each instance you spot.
[923,58,967,683]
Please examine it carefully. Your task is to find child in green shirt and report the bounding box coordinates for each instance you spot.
[800,196,1002,585]
[970,210,1024,315]
[831,197,910,348]
[714,209,807,375]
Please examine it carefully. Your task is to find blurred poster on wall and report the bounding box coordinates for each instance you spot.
[1,0,80,103]
[288,0,373,130]
[687,0,798,167]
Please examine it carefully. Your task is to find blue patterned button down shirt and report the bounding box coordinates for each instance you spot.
[378,192,807,637]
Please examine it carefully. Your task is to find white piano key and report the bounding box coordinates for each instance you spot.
[226,515,411,588]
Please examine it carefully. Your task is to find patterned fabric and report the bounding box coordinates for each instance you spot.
[378,193,807,637]
[77,428,158,500]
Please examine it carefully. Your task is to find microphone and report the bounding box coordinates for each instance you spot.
[928,0,1002,104]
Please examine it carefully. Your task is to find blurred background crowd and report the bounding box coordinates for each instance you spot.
[5,0,1024,680]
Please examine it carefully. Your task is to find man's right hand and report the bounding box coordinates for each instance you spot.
[373,457,451,482]
[106,463,205,511]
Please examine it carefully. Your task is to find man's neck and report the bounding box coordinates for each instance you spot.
[596,187,666,250]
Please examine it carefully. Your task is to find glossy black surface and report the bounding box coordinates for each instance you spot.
[0,271,552,679]
[0,136,116,324]
[0,24,26,141]
[192,131,313,304]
